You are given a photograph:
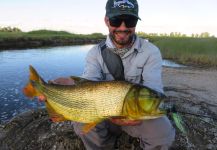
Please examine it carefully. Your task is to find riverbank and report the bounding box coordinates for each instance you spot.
[0,37,103,50]
[0,30,105,50]
[162,67,217,149]
[0,66,216,150]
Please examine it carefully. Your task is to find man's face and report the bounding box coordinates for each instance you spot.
[105,15,138,47]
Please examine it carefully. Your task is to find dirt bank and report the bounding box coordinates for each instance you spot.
[0,67,217,150]
[0,38,103,50]
[162,67,217,150]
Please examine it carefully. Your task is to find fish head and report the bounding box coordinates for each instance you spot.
[122,85,165,119]
[137,88,163,112]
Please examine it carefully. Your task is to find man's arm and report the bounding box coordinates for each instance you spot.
[142,49,164,93]
[82,46,103,81]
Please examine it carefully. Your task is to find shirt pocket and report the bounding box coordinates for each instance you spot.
[125,67,143,83]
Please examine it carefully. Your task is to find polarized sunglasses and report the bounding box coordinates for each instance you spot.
[109,15,138,28]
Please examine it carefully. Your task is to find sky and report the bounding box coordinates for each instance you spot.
[0,0,217,36]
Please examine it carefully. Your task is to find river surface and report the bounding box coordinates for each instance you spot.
[0,45,183,123]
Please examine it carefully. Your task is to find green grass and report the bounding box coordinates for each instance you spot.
[0,30,106,40]
[147,37,217,67]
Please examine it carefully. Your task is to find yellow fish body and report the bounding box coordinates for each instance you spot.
[23,65,166,132]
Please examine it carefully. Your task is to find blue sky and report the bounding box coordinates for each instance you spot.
[0,0,217,36]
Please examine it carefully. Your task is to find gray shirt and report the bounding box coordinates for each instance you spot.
[82,35,164,93]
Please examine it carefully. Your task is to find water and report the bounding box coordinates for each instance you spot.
[0,45,183,123]
[163,60,186,68]
[0,45,93,123]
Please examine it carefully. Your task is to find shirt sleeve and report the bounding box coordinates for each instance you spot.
[81,46,103,81]
[142,49,164,93]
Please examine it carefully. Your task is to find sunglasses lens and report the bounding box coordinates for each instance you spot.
[109,18,122,27]
[109,16,138,28]
[125,18,138,28]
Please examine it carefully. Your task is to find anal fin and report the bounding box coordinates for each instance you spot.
[82,122,98,134]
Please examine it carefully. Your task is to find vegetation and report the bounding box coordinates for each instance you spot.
[137,31,215,38]
[138,32,217,67]
[141,36,217,67]
[0,27,106,50]
[0,26,22,32]
[0,26,217,67]
[0,28,105,40]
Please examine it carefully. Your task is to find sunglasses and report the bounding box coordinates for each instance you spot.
[109,15,138,28]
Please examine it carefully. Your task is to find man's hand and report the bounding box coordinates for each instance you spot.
[37,77,75,102]
[109,118,142,126]
[48,77,75,85]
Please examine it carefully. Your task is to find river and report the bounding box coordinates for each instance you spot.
[0,45,183,123]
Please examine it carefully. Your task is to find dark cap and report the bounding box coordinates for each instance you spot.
[106,0,140,19]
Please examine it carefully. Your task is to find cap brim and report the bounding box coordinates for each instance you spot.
[108,12,141,20]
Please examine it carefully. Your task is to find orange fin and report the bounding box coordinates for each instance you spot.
[23,83,41,98]
[45,102,67,122]
[23,65,45,98]
[82,122,98,134]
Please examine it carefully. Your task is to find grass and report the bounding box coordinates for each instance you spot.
[146,36,217,67]
[0,30,106,40]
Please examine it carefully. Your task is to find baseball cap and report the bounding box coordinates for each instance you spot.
[106,0,140,20]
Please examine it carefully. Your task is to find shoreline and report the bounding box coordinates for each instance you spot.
[0,38,104,50]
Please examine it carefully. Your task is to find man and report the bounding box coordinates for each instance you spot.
[43,0,175,149]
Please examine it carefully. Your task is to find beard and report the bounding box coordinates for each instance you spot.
[109,30,135,46]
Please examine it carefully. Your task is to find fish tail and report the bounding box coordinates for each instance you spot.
[171,112,187,135]
[23,65,45,98]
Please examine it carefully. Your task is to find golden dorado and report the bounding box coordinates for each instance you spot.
[23,65,168,133]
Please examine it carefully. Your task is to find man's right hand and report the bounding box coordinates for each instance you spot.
[37,77,75,102]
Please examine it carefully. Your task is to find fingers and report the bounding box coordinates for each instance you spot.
[48,77,75,85]
[110,118,142,126]
[38,95,47,102]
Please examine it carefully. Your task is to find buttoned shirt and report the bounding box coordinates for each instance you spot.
[82,35,164,93]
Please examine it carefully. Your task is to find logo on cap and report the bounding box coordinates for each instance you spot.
[113,0,134,9]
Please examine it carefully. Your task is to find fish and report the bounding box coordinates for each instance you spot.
[23,65,186,134]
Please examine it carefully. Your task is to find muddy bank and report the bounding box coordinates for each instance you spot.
[162,67,217,150]
[0,67,217,150]
[0,38,104,50]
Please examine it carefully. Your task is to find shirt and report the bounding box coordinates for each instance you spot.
[82,35,164,93]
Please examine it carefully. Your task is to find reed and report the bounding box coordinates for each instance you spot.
[151,37,217,67]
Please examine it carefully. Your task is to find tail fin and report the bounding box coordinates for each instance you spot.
[23,65,45,98]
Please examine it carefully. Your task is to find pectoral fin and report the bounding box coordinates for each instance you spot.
[45,102,67,122]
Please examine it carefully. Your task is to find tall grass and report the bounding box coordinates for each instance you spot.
[150,37,217,67]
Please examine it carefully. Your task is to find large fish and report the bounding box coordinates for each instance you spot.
[23,65,186,133]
